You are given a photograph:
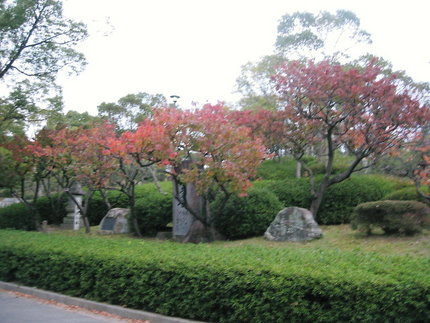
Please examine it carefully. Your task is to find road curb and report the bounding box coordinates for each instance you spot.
[0,281,206,323]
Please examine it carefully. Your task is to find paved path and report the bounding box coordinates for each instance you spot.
[0,282,205,323]
[0,290,131,323]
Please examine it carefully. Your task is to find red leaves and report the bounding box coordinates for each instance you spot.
[152,104,267,196]
[273,59,429,156]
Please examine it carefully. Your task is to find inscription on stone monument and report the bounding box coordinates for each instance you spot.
[100,217,116,231]
[172,198,194,236]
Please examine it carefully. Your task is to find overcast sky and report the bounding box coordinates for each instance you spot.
[58,0,430,114]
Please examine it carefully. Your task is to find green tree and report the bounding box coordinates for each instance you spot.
[46,110,102,129]
[97,92,167,132]
[0,0,87,83]
[0,0,88,134]
[236,10,372,110]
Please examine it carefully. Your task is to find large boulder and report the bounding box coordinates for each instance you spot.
[99,208,130,234]
[264,207,322,242]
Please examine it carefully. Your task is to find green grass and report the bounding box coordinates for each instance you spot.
[215,225,430,258]
[50,223,430,258]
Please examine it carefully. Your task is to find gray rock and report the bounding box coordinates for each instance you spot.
[99,208,130,234]
[264,207,322,242]
[0,198,20,208]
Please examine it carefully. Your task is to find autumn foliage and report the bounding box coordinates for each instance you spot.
[270,59,429,216]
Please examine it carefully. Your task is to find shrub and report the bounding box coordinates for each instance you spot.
[317,175,399,224]
[256,157,299,180]
[133,187,172,236]
[87,182,173,226]
[0,203,34,230]
[257,154,356,181]
[257,175,403,224]
[0,230,429,322]
[35,195,67,225]
[352,200,430,235]
[212,187,283,239]
[0,194,67,230]
[383,186,428,202]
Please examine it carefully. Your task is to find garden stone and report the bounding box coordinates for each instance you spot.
[0,198,20,208]
[264,207,322,242]
[99,208,130,234]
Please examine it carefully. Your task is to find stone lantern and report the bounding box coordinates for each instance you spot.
[61,182,85,230]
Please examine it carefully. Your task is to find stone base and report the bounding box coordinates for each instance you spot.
[156,231,173,240]
[60,216,83,230]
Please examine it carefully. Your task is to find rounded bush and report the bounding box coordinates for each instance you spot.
[0,203,34,230]
[352,200,430,235]
[383,186,428,202]
[133,188,172,236]
[212,187,283,240]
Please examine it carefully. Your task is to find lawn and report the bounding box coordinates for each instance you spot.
[214,225,430,258]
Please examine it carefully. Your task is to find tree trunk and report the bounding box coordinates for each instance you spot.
[129,183,142,237]
[149,166,166,194]
[295,161,302,178]
[309,178,329,220]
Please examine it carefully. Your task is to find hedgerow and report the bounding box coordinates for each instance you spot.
[212,187,283,239]
[0,195,67,230]
[257,175,408,224]
[0,230,429,322]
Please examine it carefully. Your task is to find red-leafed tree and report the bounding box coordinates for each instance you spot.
[154,104,267,241]
[412,124,430,204]
[0,134,48,230]
[31,123,118,232]
[273,59,429,217]
[229,109,289,158]
[104,119,173,236]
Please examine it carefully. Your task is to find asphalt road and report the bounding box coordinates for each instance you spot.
[0,290,132,323]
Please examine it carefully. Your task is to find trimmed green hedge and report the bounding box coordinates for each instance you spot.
[383,186,429,203]
[0,230,429,322]
[257,175,409,224]
[352,200,430,235]
[0,195,67,230]
[212,187,283,239]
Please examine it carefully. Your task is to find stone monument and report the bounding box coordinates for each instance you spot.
[171,159,223,243]
[61,182,84,230]
[264,207,323,242]
[172,181,206,241]
[99,208,130,234]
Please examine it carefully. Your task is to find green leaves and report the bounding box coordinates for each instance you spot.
[0,229,429,322]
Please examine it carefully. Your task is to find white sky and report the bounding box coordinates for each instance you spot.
[58,0,430,114]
